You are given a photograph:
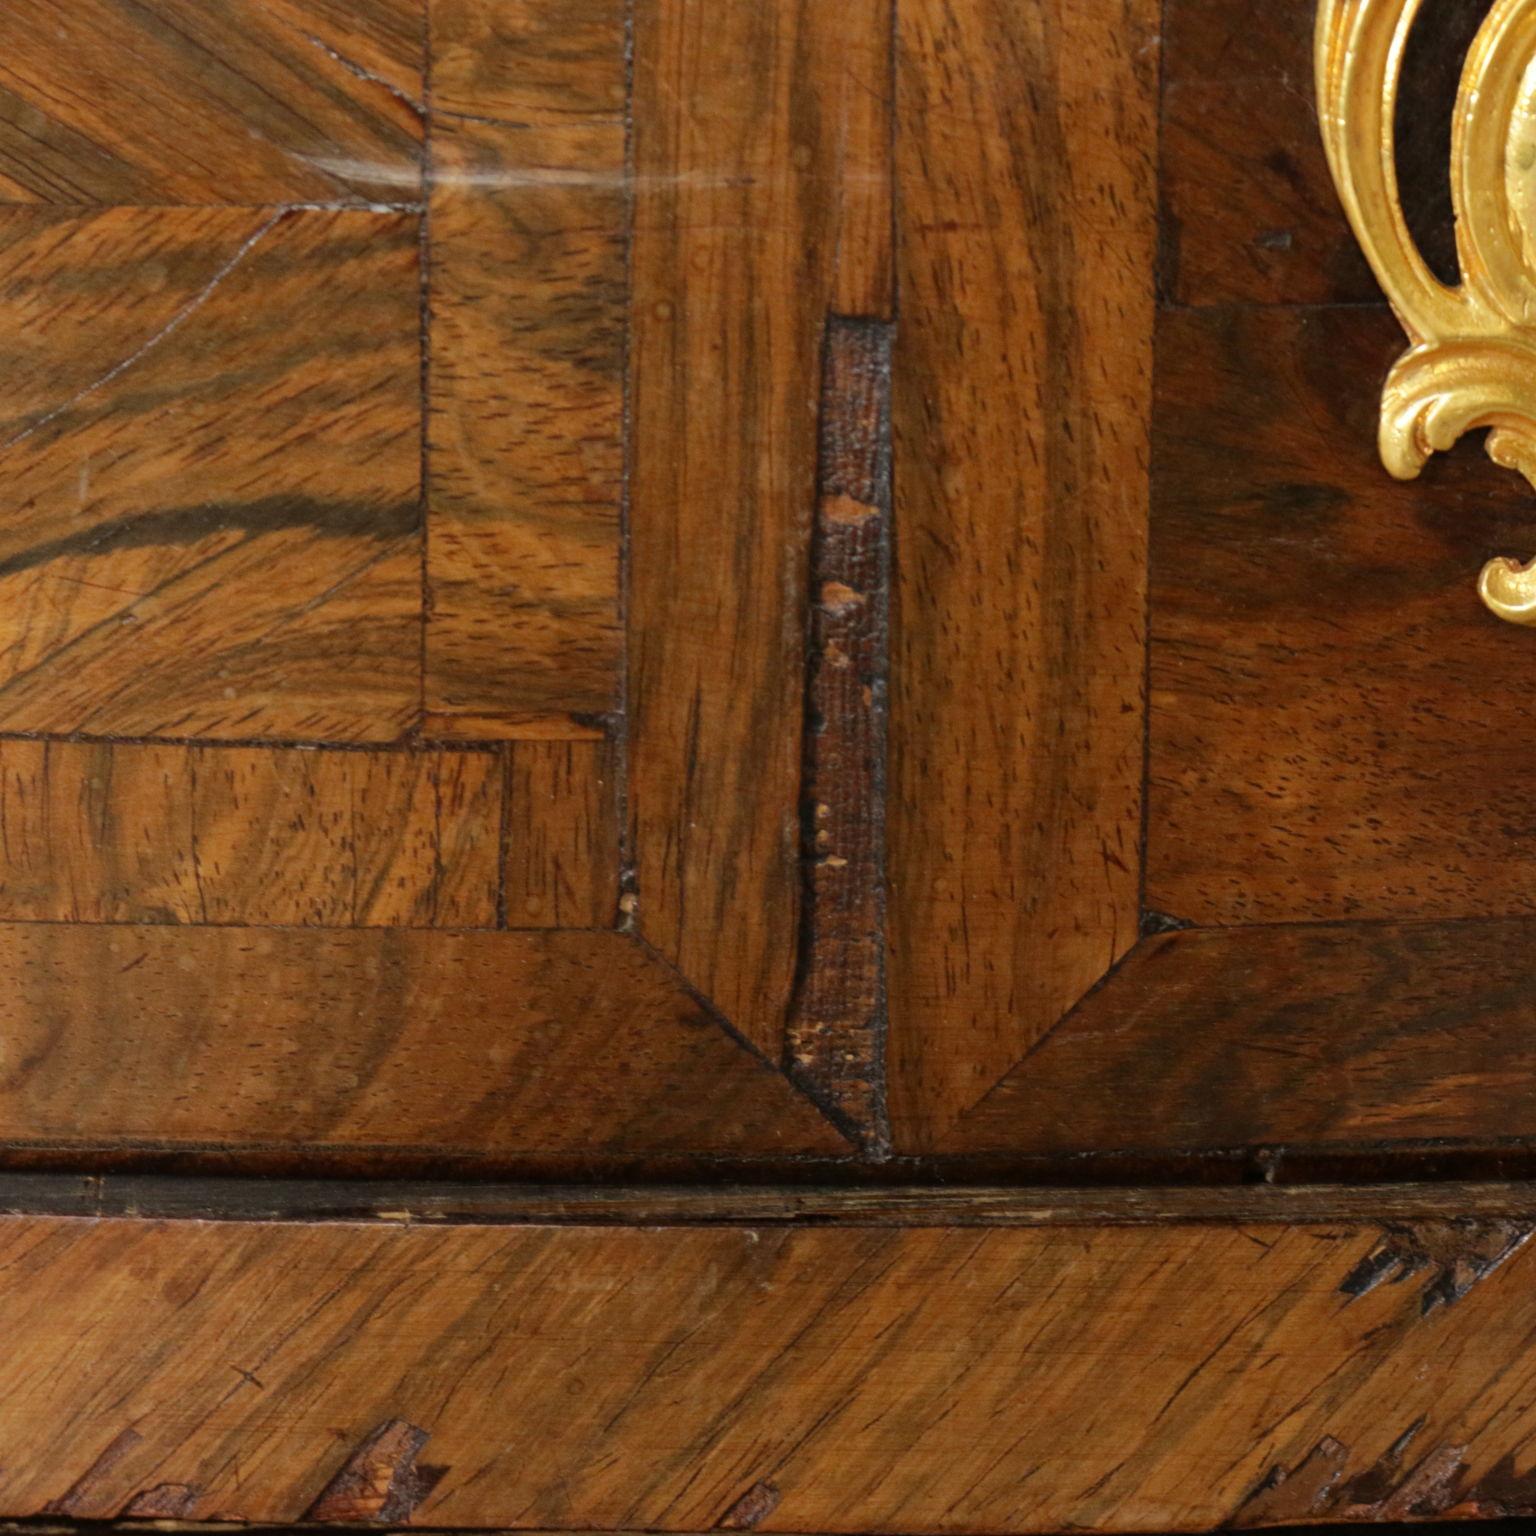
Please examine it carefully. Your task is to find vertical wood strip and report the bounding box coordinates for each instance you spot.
[787,318,893,1149]
[889,0,1160,1148]
[503,739,620,928]
[425,0,626,728]
[628,0,895,1052]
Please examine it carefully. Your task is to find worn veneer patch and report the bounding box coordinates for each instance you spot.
[786,316,893,1149]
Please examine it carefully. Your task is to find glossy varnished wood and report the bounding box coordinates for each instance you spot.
[949,920,1536,1158]
[0,925,842,1166]
[426,0,625,728]
[0,1,422,205]
[0,741,501,927]
[626,0,894,1063]
[1148,305,1536,926]
[0,1198,1534,1529]
[889,0,1159,1149]
[0,207,422,740]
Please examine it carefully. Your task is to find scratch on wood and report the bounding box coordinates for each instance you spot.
[43,1427,143,1516]
[305,1418,445,1524]
[786,314,893,1156]
[717,1478,781,1529]
[1339,1220,1533,1313]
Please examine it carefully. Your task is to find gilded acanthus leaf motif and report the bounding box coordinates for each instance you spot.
[1317,0,1536,622]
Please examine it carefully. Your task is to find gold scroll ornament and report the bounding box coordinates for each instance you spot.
[1318,0,1536,622]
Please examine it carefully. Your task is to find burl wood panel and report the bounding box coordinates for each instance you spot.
[426,0,625,727]
[627,0,893,1052]
[0,740,500,927]
[1160,0,1472,305]
[0,926,842,1164]
[951,919,1536,1158]
[0,0,422,205]
[6,1207,1536,1529]
[0,206,421,742]
[1148,305,1536,926]
[888,0,1158,1150]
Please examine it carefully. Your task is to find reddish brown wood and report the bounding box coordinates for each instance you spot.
[426,0,625,727]
[0,1205,1532,1530]
[627,0,895,1057]
[0,1,422,204]
[0,740,501,927]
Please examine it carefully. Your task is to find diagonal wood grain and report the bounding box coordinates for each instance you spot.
[628,0,894,1053]
[0,1209,1535,1528]
[0,0,423,205]
[0,740,501,927]
[0,926,843,1165]
[426,0,625,729]
[888,0,1160,1150]
[0,206,422,742]
[948,919,1536,1158]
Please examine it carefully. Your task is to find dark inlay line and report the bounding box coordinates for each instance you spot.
[0,495,421,582]
[787,315,893,1157]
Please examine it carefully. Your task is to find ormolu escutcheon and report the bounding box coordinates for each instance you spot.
[1317,0,1536,624]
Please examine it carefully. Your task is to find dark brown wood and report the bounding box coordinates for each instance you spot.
[1148,304,1536,927]
[949,920,1536,1158]
[888,0,1159,1150]
[626,0,895,1064]
[786,317,893,1150]
[0,925,844,1167]
[1159,0,1475,306]
[503,739,621,928]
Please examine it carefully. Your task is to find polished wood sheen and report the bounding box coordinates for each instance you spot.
[2,0,1535,1526]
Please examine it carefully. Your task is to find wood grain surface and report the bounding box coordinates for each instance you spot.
[626,0,895,1059]
[0,925,842,1166]
[503,739,620,928]
[888,0,1159,1151]
[950,919,1536,1158]
[1159,0,1473,306]
[426,0,625,727]
[1148,305,1536,927]
[0,1208,1535,1529]
[0,205,422,742]
[0,740,500,927]
[0,0,423,205]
